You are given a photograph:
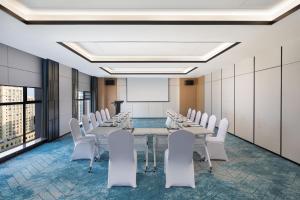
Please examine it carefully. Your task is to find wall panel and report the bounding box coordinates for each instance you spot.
[235,73,254,142]
[282,61,300,164]
[59,64,72,136]
[222,77,234,133]
[255,67,281,154]
[283,40,300,65]
[0,65,9,85]
[212,79,221,126]
[204,74,212,115]
[255,48,281,71]
[222,65,234,79]
[235,58,253,76]
[0,43,8,66]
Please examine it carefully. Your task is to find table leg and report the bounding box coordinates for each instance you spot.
[153,136,157,172]
[204,143,212,173]
[145,141,149,172]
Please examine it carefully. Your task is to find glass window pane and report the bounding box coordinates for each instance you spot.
[27,88,42,101]
[0,86,23,103]
[25,104,35,133]
[78,101,83,121]
[83,91,91,100]
[25,103,42,142]
[78,91,84,100]
[85,100,91,115]
[0,105,23,152]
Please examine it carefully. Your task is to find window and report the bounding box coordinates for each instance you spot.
[0,86,42,153]
[77,91,91,121]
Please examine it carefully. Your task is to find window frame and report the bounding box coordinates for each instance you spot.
[75,91,91,121]
[0,84,42,151]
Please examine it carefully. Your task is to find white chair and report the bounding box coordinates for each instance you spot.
[95,111,103,125]
[206,118,229,161]
[101,109,108,122]
[189,109,196,122]
[164,130,195,188]
[200,113,208,127]
[186,108,192,119]
[207,115,217,132]
[82,115,100,158]
[108,130,137,188]
[105,108,111,120]
[134,136,149,172]
[194,111,202,125]
[89,113,99,129]
[69,118,95,172]
[165,116,173,128]
[82,115,93,134]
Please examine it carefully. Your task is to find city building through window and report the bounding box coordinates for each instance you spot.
[0,86,42,153]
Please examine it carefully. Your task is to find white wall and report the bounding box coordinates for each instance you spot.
[117,78,179,118]
[282,40,300,164]
[0,43,41,87]
[204,40,300,164]
[255,67,281,154]
[59,64,72,136]
[204,73,212,116]
[235,72,254,142]
[211,70,222,126]
[222,66,234,133]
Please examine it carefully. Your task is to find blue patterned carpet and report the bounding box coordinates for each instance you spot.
[0,118,299,200]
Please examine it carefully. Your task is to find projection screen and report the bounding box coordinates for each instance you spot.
[127,78,169,102]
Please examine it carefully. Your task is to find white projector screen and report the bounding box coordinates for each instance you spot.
[127,78,169,102]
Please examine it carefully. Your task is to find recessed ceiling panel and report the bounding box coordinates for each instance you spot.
[15,0,280,10]
[0,0,299,24]
[79,42,222,56]
[100,66,197,75]
[58,41,239,62]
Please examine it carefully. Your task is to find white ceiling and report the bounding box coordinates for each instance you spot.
[14,0,284,10]
[0,2,299,77]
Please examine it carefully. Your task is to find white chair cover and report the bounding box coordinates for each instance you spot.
[108,130,137,188]
[95,111,103,125]
[206,118,229,161]
[82,115,93,134]
[69,118,95,172]
[189,109,196,122]
[81,115,100,158]
[194,111,202,124]
[165,116,173,128]
[134,136,149,171]
[89,113,99,128]
[164,130,195,188]
[101,109,108,122]
[105,108,111,120]
[186,108,192,118]
[207,115,217,132]
[200,113,208,127]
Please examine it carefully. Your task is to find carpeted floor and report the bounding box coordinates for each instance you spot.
[0,118,299,200]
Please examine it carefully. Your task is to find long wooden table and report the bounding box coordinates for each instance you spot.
[89,126,214,172]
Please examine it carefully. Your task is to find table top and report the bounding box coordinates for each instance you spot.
[89,126,121,136]
[89,126,213,137]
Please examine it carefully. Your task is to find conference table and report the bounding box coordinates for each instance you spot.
[89,125,214,172]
